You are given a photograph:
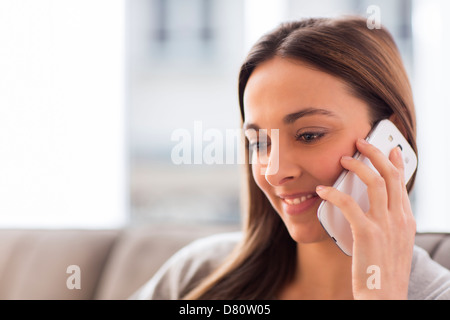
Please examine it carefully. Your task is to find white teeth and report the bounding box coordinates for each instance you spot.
[284,194,315,205]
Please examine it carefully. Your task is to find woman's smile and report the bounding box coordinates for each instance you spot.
[277,191,320,215]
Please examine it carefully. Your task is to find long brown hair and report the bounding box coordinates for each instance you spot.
[184,16,418,300]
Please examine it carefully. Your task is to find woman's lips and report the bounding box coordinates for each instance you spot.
[283,193,314,205]
[278,192,320,215]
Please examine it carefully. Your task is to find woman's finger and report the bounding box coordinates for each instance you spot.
[316,185,368,230]
[389,146,414,219]
[388,146,406,185]
[340,155,388,217]
[356,139,404,214]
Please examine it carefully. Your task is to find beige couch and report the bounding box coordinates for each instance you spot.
[0,224,449,299]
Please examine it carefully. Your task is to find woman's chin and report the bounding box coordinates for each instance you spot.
[284,221,329,244]
[276,203,329,244]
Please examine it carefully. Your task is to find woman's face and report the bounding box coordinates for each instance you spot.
[243,57,373,244]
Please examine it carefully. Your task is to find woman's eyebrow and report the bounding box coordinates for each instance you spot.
[283,107,337,124]
[243,123,260,131]
[243,107,337,131]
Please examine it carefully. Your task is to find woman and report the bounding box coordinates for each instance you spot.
[134,16,450,300]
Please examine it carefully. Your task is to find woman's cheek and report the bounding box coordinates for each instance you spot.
[312,155,345,185]
[318,143,361,185]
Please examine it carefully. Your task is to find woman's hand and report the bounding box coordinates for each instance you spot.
[316,138,416,300]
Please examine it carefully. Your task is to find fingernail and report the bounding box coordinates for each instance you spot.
[316,185,327,193]
[358,138,369,145]
[341,156,353,162]
[395,146,403,158]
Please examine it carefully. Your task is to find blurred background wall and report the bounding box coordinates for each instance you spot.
[0,0,449,232]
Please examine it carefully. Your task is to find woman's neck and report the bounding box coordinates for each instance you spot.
[279,238,354,300]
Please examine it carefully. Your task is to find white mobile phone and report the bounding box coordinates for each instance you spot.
[317,119,418,256]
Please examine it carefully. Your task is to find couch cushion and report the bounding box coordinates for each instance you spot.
[0,229,118,299]
[415,233,450,271]
[94,224,240,299]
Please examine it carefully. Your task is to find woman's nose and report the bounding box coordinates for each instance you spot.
[263,137,302,187]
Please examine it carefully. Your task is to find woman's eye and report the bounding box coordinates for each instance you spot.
[249,141,269,150]
[295,132,325,143]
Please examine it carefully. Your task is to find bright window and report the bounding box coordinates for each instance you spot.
[0,0,127,228]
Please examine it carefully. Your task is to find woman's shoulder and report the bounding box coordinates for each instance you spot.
[409,245,450,300]
[131,231,242,300]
